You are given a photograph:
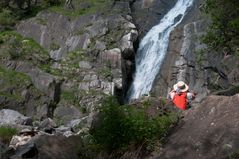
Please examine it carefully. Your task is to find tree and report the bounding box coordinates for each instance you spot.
[202,0,239,54]
[0,0,10,8]
[14,0,31,10]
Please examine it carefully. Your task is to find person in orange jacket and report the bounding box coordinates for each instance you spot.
[168,81,196,110]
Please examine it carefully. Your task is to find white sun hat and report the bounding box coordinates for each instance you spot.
[173,81,189,92]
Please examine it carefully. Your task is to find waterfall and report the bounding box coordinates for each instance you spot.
[126,0,194,102]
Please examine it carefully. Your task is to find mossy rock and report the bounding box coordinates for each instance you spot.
[0,31,50,66]
[49,0,113,18]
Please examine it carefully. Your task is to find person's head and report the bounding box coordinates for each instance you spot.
[173,81,189,93]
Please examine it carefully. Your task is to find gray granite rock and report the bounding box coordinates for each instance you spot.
[0,109,31,126]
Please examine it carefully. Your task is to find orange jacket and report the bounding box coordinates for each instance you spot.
[172,92,188,110]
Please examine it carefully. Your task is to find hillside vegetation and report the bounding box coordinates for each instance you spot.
[202,0,239,54]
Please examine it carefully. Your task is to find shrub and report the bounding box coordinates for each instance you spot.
[0,9,16,26]
[90,96,177,153]
[42,0,62,7]
[0,126,18,144]
[201,0,239,54]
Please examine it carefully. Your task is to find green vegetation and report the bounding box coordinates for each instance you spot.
[0,65,31,101]
[60,89,105,114]
[49,0,112,18]
[50,42,60,51]
[97,67,113,80]
[0,31,49,63]
[0,9,16,26]
[60,90,81,106]
[35,17,48,25]
[0,0,61,30]
[202,0,239,54]
[47,49,86,77]
[0,126,17,144]
[0,31,54,75]
[90,96,178,155]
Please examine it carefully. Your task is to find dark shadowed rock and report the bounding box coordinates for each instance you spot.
[32,135,83,159]
[0,141,8,155]
[38,118,57,132]
[5,134,84,159]
[131,0,177,38]
[120,29,138,59]
[10,143,38,159]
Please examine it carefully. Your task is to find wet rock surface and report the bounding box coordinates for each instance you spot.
[131,0,177,38]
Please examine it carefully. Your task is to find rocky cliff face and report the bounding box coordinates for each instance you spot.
[0,1,140,157]
[0,1,139,122]
[131,0,177,38]
[0,0,181,126]
[151,0,239,101]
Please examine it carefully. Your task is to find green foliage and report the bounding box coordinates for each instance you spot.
[0,0,9,8]
[0,0,60,29]
[90,96,177,153]
[0,9,16,26]
[0,65,31,101]
[60,90,81,106]
[0,126,17,144]
[46,49,86,77]
[50,42,60,50]
[202,0,239,53]
[195,49,207,65]
[35,17,48,25]
[97,67,113,79]
[49,0,112,18]
[0,31,50,65]
[42,0,62,7]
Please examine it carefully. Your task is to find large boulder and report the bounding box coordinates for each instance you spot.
[4,134,84,159]
[157,94,239,159]
[53,105,85,125]
[0,109,32,126]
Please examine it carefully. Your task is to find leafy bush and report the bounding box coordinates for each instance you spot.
[0,126,17,144]
[42,0,63,7]
[90,96,177,153]
[202,0,239,53]
[0,9,16,26]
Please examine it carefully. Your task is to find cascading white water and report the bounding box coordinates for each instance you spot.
[126,0,194,102]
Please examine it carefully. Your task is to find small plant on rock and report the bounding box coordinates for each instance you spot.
[0,126,17,144]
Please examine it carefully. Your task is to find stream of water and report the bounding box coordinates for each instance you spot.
[126,0,194,102]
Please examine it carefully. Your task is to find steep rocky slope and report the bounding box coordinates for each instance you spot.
[0,1,139,125]
[151,0,239,101]
[154,94,239,159]
[0,1,140,157]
